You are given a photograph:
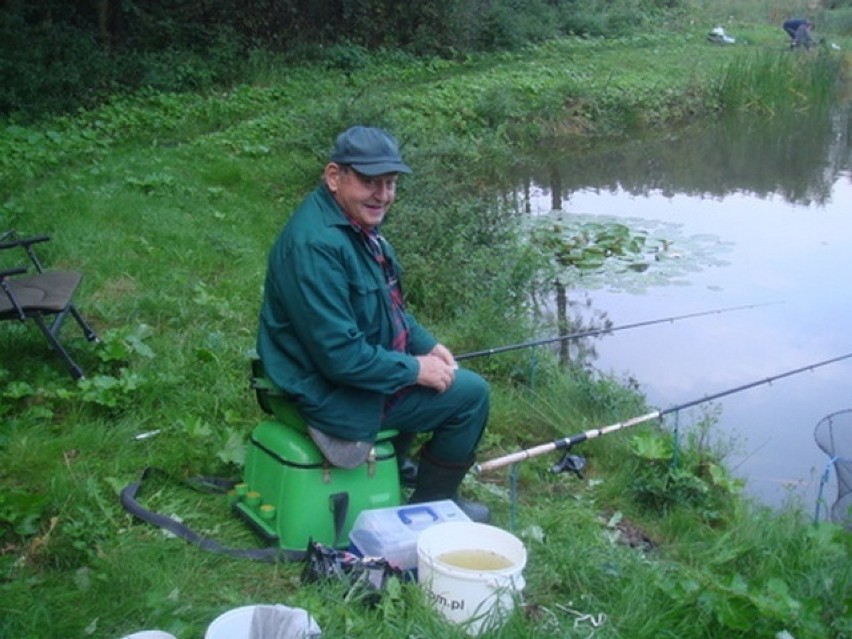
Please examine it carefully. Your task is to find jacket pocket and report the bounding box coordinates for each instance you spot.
[348,278,384,343]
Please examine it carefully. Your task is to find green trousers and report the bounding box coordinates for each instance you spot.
[381,368,489,465]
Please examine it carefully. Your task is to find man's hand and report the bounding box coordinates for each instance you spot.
[429,343,457,368]
[415,344,458,393]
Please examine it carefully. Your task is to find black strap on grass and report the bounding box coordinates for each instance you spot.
[119,467,301,563]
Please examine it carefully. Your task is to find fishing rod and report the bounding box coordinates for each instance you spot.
[456,302,781,361]
[475,351,852,473]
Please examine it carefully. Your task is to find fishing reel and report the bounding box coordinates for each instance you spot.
[550,449,587,478]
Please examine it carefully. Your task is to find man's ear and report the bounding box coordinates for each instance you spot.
[324,162,341,193]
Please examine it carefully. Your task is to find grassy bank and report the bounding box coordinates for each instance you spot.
[2,9,851,639]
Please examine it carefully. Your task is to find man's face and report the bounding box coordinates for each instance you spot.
[326,164,398,229]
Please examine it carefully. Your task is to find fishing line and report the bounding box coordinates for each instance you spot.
[456,301,782,361]
[475,351,852,473]
[729,435,773,472]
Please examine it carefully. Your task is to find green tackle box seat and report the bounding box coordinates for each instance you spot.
[241,359,402,553]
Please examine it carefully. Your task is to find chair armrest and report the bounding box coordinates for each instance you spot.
[0,234,50,251]
[0,234,52,272]
[0,266,28,280]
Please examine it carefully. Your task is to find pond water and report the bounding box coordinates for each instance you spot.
[515,105,852,514]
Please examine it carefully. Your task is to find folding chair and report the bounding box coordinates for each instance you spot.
[0,231,98,379]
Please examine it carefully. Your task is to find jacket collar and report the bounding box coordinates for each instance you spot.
[317,183,350,228]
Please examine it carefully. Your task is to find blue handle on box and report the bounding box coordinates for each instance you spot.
[397,505,438,525]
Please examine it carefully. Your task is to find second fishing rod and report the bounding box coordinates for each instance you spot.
[475,351,852,473]
[455,301,781,361]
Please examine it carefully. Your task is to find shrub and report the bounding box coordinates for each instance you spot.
[0,13,111,118]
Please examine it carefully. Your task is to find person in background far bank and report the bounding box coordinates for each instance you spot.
[783,18,816,49]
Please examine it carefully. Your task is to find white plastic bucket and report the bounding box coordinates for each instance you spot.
[204,604,320,639]
[417,521,527,635]
[205,606,256,639]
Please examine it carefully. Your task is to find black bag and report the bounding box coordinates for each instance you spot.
[301,540,403,606]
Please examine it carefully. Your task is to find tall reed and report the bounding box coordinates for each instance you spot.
[716,48,839,116]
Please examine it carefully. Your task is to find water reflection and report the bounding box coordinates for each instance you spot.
[517,105,850,206]
[512,104,852,512]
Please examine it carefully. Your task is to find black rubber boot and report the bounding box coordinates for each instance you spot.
[408,454,490,523]
[392,432,418,488]
[398,457,418,489]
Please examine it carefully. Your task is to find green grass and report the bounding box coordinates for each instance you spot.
[2,8,851,639]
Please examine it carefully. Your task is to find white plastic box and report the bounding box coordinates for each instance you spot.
[349,500,470,570]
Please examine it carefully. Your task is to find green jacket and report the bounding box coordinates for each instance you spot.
[257,184,437,440]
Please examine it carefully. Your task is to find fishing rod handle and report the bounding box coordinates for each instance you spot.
[474,410,662,473]
[475,442,559,473]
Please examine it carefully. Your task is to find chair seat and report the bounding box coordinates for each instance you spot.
[0,232,97,379]
[0,271,82,317]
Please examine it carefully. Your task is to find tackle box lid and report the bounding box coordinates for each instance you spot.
[349,500,471,570]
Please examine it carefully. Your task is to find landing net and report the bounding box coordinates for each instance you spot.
[814,409,852,530]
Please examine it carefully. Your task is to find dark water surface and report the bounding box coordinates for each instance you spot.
[517,106,852,513]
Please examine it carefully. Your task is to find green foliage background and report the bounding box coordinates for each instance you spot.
[0,0,675,119]
[4,0,848,120]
